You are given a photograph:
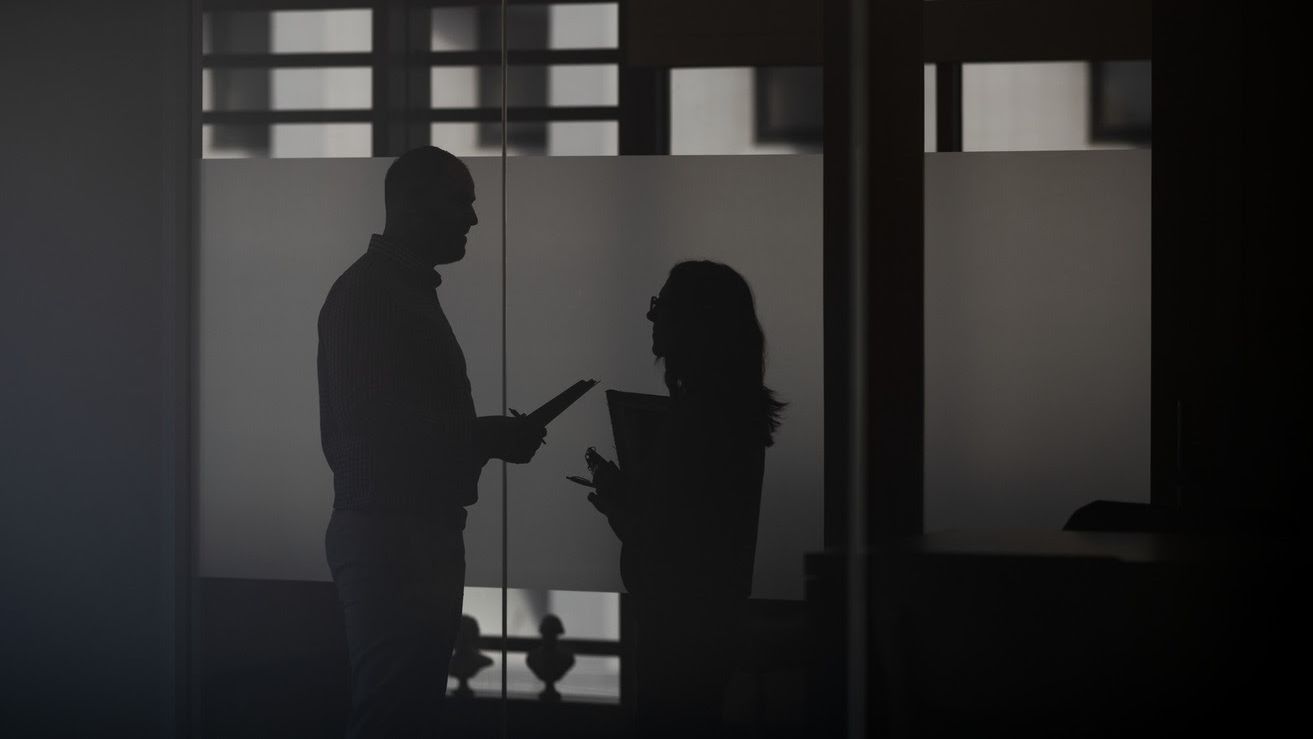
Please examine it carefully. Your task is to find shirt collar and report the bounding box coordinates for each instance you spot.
[367,234,442,289]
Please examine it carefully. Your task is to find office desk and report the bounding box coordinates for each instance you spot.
[807,531,1301,737]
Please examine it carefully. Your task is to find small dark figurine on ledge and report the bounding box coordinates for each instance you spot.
[526,614,575,702]
[448,615,493,698]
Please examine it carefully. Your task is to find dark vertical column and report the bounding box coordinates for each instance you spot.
[618,66,670,155]
[865,3,924,738]
[373,0,432,157]
[935,62,962,152]
[0,0,192,733]
[815,5,854,738]
[617,0,669,156]
[818,0,923,736]
[1153,1,1300,521]
[1151,0,1244,513]
[866,0,924,542]
[823,0,852,551]
[176,3,201,735]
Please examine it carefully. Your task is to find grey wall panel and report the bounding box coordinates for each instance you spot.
[924,150,1151,531]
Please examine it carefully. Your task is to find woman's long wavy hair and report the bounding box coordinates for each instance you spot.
[655,261,785,446]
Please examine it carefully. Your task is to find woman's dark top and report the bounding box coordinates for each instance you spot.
[611,395,765,603]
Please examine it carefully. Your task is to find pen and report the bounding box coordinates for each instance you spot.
[566,475,596,488]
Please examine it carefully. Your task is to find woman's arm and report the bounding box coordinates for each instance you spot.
[585,450,633,541]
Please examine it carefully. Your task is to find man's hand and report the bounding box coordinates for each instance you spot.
[476,415,546,464]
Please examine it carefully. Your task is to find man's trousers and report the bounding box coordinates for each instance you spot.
[326,509,465,738]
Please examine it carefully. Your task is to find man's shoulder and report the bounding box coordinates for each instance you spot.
[319,251,390,323]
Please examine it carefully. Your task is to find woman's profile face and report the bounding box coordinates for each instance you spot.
[647,281,672,358]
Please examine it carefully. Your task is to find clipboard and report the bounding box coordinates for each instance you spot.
[605,390,670,475]
[526,379,598,426]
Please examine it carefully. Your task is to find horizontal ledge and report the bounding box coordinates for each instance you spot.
[475,636,622,657]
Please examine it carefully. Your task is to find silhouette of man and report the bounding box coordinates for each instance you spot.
[318,146,544,737]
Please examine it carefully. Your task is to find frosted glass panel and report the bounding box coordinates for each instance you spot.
[198,156,822,601]
[504,156,823,599]
[924,150,1151,531]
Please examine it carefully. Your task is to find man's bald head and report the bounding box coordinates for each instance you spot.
[382,146,478,265]
[385,146,468,212]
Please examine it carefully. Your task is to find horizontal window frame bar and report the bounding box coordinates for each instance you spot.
[202,106,619,124]
[203,109,375,123]
[203,52,373,68]
[426,49,619,65]
[924,0,1152,63]
[203,50,619,68]
[203,0,616,11]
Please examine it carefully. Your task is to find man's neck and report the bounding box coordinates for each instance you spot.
[381,224,439,268]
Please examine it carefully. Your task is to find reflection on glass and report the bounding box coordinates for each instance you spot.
[431,4,618,51]
[461,587,619,639]
[549,3,619,49]
[548,121,618,155]
[431,6,479,51]
[671,68,823,155]
[431,67,486,109]
[202,124,371,158]
[443,588,621,703]
[271,9,371,53]
[202,68,371,111]
[452,653,620,703]
[925,63,937,152]
[431,65,617,108]
[1090,61,1152,146]
[203,10,372,54]
[962,62,1151,151]
[429,122,616,157]
[546,65,619,106]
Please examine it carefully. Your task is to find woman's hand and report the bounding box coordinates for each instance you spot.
[584,447,624,515]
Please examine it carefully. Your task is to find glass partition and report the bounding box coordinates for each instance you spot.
[191,2,1156,735]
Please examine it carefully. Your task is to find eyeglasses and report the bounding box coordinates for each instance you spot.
[649,295,660,312]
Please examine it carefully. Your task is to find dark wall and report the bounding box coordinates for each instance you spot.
[0,1,189,734]
[1152,1,1302,519]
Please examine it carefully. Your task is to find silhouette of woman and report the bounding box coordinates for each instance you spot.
[584,260,784,737]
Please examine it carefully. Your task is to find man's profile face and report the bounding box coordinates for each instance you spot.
[416,162,478,265]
